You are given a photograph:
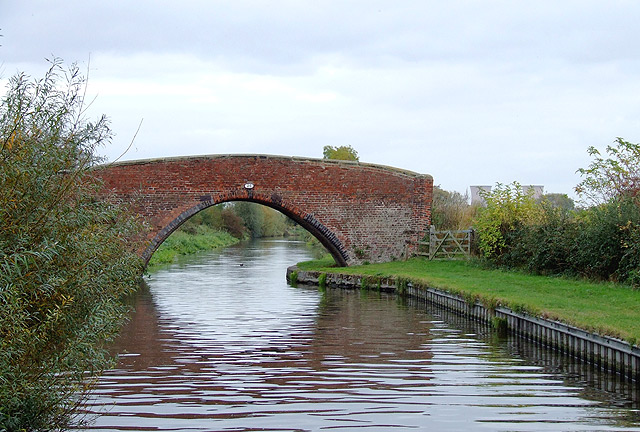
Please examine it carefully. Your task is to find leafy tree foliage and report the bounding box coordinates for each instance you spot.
[571,197,640,282]
[494,196,640,285]
[504,202,579,275]
[180,204,225,234]
[233,201,265,238]
[260,205,289,237]
[220,206,248,238]
[0,61,143,430]
[573,138,640,284]
[473,141,640,286]
[575,138,640,205]
[322,145,359,161]
[179,202,292,240]
[473,182,540,260]
[540,193,575,211]
[431,186,478,230]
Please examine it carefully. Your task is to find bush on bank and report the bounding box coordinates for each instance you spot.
[0,61,144,431]
[499,196,640,285]
[473,140,640,287]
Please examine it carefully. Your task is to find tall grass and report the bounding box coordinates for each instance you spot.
[148,225,239,269]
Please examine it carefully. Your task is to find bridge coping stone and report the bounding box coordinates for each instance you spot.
[101,153,433,180]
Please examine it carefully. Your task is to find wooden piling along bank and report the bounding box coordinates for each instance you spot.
[287,267,640,381]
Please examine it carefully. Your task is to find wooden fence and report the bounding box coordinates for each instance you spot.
[415,226,474,260]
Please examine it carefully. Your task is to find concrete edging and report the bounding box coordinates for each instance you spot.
[287,266,640,380]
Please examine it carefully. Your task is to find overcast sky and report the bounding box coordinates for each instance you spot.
[2,1,639,197]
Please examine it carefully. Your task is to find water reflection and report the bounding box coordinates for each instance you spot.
[81,240,640,431]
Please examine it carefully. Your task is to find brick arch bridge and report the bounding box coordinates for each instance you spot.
[94,155,433,267]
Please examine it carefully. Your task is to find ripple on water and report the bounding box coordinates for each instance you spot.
[80,240,640,432]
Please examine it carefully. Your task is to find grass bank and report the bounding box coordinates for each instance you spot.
[147,226,239,270]
[297,257,640,345]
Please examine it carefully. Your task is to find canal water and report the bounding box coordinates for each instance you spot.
[81,239,640,431]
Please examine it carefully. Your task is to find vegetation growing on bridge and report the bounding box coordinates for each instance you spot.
[0,61,143,431]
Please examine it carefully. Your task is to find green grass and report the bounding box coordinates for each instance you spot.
[147,226,239,270]
[298,257,640,344]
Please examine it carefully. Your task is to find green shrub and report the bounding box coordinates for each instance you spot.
[474,182,540,260]
[500,203,577,274]
[396,277,409,296]
[289,271,298,286]
[432,186,479,230]
[360,276,369,290]
[492,317,509,336]
[491,194,640,286]
[318,272,327,289]
[471,160,640,286]
[0,60,143,430]
[570,197,640,283]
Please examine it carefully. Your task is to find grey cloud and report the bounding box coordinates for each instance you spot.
[4,1,640,71]
[2,0,640,196]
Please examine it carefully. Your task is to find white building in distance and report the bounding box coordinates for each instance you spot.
[470,185,544,206]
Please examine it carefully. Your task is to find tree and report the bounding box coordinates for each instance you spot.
[259,205,289,237]
[431,186,477,230]
[574,138,640,284]
[0,60,143,430]
[575,138,640,205]
[232,201,265,238]
[540,193,575,212]
[322,145,359,161]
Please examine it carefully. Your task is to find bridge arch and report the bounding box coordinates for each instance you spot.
[153,194,350,266]
[94,154,433,267]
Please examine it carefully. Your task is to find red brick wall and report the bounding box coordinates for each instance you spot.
[93,155,433,266]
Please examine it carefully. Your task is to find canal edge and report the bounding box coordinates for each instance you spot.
[286,266,640,381]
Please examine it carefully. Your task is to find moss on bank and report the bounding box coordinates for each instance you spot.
[147,226,240,270]
[297,257,640,344]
